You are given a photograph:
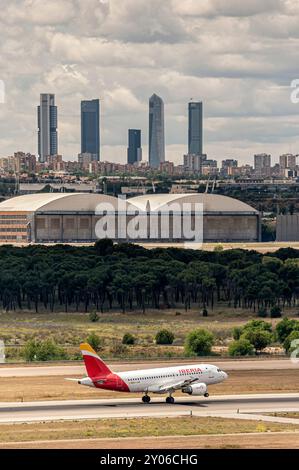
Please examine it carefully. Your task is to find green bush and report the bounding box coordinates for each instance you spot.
[276,318,299,343]
[243,320,272,333]
[232,327,242,340]
[257,307,268,318]
[202,307,208,317]
[242,329,273,353]
[185,329,214,356]
[89,311,99,323]
[86,332,103,352]
[23,339,67,362]
[122,333,136,345]
[155,329,175,345]
[270,306,282,318]
[228,339,255,357]
[283,330,299,354]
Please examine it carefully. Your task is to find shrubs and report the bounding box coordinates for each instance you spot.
[270,306,282,318]
[185,329,214,356]
[232,327,242,341]
[89,310,99,323]
[257,307,268,318]
[23,339,67,362]
[155,329,175,345]
[229,339,255,357]
[276,318,299,343]
[242,329,272,353]
[122,333,136,345]
[86,332,103,352]
[231,319,273,355]
[283,330,299,354]
[202,307,208,317]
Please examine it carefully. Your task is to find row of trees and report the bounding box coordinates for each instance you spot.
[0,241,298,314]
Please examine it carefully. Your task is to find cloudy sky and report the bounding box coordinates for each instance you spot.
[0,0,299,165]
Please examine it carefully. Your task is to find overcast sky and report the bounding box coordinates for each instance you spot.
[0,0,299,165]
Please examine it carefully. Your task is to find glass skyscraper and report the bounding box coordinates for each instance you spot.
[149,94,165,167]
[37,94,58,163]
[127,129,142,164]
[188,101,203,156]
[81,99,100,161]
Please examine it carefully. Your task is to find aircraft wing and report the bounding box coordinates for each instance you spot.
[156,378,200,393]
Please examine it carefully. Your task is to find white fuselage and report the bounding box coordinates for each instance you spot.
[118,363,227,393]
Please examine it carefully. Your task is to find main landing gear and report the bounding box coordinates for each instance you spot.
[142,395,151,403]
[166,395,175,404]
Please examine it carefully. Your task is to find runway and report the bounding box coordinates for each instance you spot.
[0,358,297,378]
[1,393,298,425]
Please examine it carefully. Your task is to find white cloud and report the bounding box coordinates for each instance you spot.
[0,0,299,164]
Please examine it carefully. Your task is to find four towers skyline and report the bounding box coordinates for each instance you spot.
[37,93,203,167]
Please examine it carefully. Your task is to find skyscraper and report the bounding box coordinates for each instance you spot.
[81,99,100,161]
[37,94,58,163]
[149,94,165,167]
[188,101,203,156]
[127,129,142,164]
[254,153,271,177]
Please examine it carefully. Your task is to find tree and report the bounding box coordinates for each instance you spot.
[276,318,299,343]
[283,330,299,354]
[202,307,208,317]
[94,239,114,257]
[242,329,272,354]
[228,339,255,357]
[270,306,282,318]
[232,327,243,340]
[243,320,272,333]
[155,329,175,345]
[122,333,136,345]
[185,329,214,356]
[257,307,268,318]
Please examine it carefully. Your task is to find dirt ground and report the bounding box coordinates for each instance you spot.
[0,416,297,446]
[0,369,297,402]
[1,432,299,449]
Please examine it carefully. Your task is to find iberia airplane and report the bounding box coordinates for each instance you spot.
[70,343,228,404]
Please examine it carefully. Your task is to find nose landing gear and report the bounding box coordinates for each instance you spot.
[204,392,210,398]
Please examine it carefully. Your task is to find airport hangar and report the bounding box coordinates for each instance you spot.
[0,193,261,244]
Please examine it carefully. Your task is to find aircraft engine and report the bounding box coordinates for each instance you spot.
[182,383,207,396]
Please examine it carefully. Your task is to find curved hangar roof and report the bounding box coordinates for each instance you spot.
[129,194,258,214]
[0,193,120,212]
[0,193,258,214]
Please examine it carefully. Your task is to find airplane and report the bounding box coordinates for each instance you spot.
[69,343,228,404]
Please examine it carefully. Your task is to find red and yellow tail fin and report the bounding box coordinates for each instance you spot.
[80,343,112,379]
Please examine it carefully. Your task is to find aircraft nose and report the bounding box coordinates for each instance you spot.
[222,371,228,380]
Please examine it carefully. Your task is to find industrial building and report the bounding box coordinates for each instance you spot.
[0,193,261,244]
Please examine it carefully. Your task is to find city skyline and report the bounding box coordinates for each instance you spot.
[1,1,299,165]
